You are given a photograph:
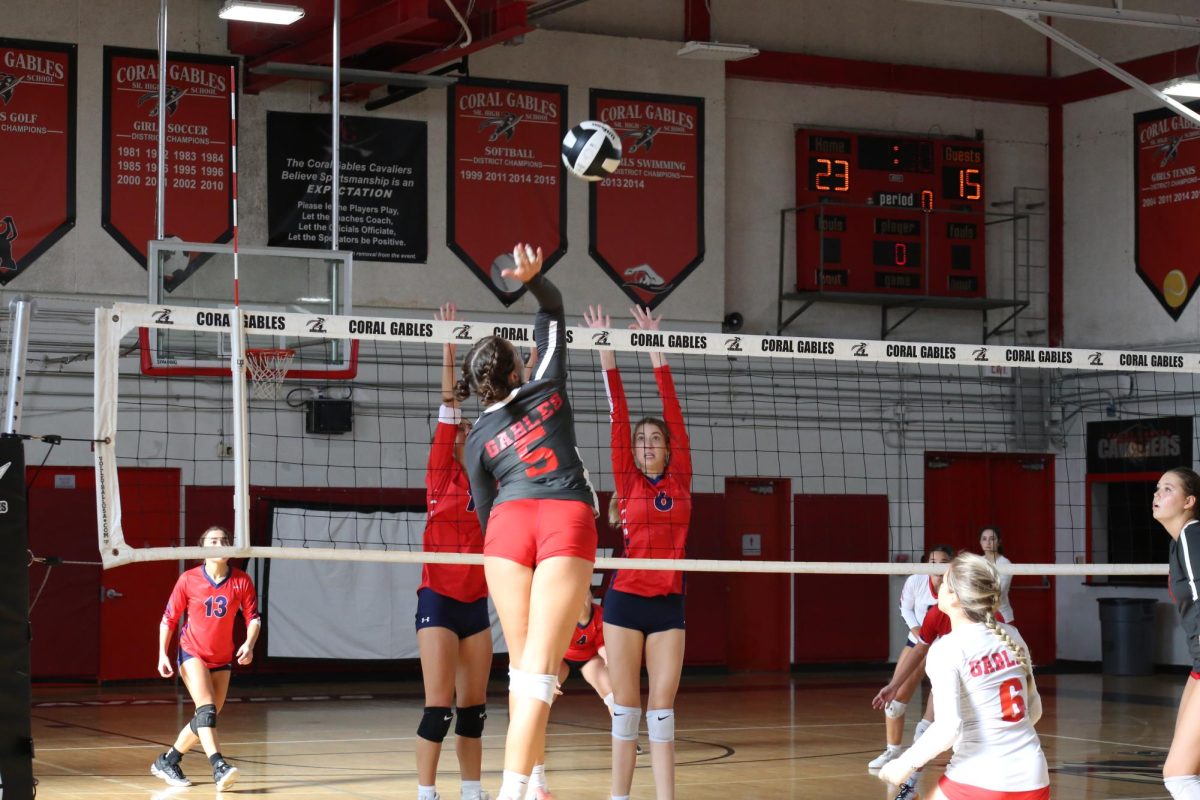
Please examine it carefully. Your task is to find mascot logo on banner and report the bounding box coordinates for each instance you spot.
[1134,102,1200,320]
[589,89,705,310]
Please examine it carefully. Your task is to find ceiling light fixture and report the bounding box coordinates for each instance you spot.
[218,1,305,25]
[676,41,759,62]
[1164,79,1200,98]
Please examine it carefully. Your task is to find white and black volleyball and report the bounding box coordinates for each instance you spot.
[561,120,622,181]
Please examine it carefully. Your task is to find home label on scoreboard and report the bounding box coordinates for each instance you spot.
[795,128,986,297]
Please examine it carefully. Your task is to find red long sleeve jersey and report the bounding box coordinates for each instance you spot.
[604,365,692,596]
[161,566,259,666]
[563,603,604,662]
[422,407,487,602]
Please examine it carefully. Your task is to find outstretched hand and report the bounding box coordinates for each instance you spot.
[629,305,661,332]
[583,304,611,329]
[501,243,544,284]
[871,684,897,710]
[434,302,457,324]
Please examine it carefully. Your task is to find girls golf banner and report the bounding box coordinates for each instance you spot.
[448,78,566,306]
[0,38,75,285]
[102,47,236,271]
[1134,102,1200,320]
[589,89,705,310]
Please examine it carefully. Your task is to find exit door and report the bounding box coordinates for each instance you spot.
[723,478,790,671]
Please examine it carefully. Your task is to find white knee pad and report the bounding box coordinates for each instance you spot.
[611,704,640,741]
[509,668,558,706]
[646,708,675,743]
[602,692,615,711]
[884,700,907,719]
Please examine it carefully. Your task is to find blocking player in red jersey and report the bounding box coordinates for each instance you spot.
[584,303,691,800]
[455,243,599,800]
[878,553,1048,800]
[414,303,494,800]
[1152,468,1200,800]
[151,526,259,791]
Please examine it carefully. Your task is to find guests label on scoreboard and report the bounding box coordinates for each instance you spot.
[101,47,235,274]
[0,38,75,285]
[448,78,566,306]
[1134,102,1200,319]
[268,111,426,263]
[590,89,705,310]
[1087,416,1192,474]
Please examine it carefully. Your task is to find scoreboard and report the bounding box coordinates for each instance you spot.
[795,128,986,297]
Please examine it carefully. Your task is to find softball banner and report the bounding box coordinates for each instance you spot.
[448,78,567,306]
[1134,102,1200,320]
[102,47,236,274]
[0,38,75,285]
[590,89,705,310]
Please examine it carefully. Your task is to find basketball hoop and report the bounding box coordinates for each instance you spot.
[245,348,295,400]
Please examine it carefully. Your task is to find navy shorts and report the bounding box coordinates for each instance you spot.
[178,648,231,672]
[603,588,685,635]
[564,657,592,672]
[415,588,491,639]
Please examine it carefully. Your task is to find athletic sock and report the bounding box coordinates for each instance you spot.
[417,783,438,800]
[612,795,631,800]
[529,764,547,790]
[208,752,224,767]
[461,780,482,800]
[1165,775,1200,799]
[498,770,529,800]
[164,747,183,766]
[913,718,932,741]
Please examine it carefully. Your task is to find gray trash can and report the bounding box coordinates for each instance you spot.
[1098,598,1157,676]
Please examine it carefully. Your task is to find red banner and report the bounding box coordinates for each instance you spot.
[102,47,235,272]
[0,38,75,285]
[448,78,566,306]
[1134,103,1200,320]
[590,90,704,309]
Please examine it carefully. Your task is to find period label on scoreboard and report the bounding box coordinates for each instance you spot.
[795,128,985,297]
[1134,103,1200,320]
[0,38,75,285]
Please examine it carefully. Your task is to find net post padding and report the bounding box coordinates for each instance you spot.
[245,347,296,400]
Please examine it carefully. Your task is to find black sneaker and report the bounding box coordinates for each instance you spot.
[150,752,191,787]
[212,760,239,790]
[893,772,921,800]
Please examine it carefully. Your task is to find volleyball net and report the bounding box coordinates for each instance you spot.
[95,301,1193,578]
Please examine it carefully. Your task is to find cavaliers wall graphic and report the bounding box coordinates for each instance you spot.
[0,38,76,285]
[448,77,567,306]
[102,46,236,279]
[1134,102,1200,320]
[590,89,704,310]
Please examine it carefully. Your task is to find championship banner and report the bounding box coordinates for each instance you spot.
[590,89,704,310]
[268,111,426,262]
[448,78,566,306]
[0,38,75,286]
[1134,102,1200,320]
[102,47,235,276]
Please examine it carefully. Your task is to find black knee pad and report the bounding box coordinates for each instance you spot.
[417,706,453,743]
[454,704,487,738]
[190,703,217,733]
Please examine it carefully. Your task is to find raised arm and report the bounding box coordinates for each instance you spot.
[428,304,463,492]
[630,305,665,369]
[583,305,616,371]
[505,243,566,383]
[590,311,637,496]
[437,303,459,408]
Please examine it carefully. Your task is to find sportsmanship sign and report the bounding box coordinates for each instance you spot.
[102,47,235,272]
[590,89,704,310]
[267,111,427,262]
[0,38,75,285]
[448,78,566,306]
[1134,102,1200,320]
[1087,416,1192,475]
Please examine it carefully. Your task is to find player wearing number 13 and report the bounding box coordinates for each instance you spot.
[878,552,1048,800]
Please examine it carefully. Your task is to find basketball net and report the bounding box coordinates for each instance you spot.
[245,348,295,400]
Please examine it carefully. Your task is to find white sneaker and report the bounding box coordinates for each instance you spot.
[868,747,903,771]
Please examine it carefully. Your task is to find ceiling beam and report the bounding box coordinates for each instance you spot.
[904,0,1200,30]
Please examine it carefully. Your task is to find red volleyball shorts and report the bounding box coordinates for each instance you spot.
[938,776,1050,800]
[484,498,597,567]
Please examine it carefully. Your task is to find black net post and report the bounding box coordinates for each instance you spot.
[0,434,32,799]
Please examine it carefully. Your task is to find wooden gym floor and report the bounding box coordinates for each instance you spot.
[31,670,1178,798]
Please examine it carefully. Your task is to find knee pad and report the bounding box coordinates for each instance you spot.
[509,668,558,706]
[646,708,675,743]
[611,704,640,741]
[417,706,454,743]
[454,704,487,738]
[884,700,907,719]
[190,703,217,733]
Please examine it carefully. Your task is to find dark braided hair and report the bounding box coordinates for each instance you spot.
[454,336,520,407]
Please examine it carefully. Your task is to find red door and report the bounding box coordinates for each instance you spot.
[924,453,1056,664]
[793,494,889,662]
[723,478,790,671]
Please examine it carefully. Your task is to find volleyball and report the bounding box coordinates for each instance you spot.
[561,120,622,181]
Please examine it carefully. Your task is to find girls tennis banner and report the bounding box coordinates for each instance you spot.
[101,47,236,270]
[0,38,75,286]
[447,77,566,306]
[1134,102,1200,320]
[590,89,705,310]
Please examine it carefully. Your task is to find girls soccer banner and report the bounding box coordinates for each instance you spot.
[0,38,75,285]
[1134,102,1200,320]
[448,78,566,306]
[590,89,705,310]
[102,47,235,272]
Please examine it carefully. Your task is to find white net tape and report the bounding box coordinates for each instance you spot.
[245,348,295,400]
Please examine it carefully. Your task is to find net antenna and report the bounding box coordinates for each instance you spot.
[228,63,252,553]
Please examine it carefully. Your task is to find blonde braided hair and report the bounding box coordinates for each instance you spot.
[945,552,1033,682]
